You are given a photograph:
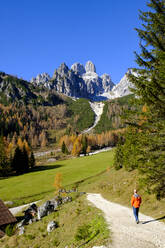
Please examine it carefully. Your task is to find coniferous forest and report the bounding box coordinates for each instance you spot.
[114,0,165,199]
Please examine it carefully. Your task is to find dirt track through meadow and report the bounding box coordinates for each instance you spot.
[87,193,165,248]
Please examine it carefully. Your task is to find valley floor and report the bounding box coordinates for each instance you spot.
[87,193,165,248]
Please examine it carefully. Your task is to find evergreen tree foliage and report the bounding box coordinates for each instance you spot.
[82,135,88,155]
[12,146,23,174]
[61,141,69,154]
[114,137,125,170]
[61,141,65,154]
[0,137,7,167]
[0,136,9,175]
[22,145,29,172]
[29,151,35,168]
[115,0,165,199]
[130,0,165,112]
[12,145,29,174]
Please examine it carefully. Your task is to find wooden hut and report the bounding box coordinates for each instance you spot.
[0,199,16,237]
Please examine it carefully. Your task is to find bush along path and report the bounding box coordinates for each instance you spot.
[87,193,165,248]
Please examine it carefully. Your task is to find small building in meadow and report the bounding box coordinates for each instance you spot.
[0,199,17,237]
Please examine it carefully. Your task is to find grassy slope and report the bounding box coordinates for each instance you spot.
[0,196,110,248]
[79,166,165,221]
[0,150,114,206]
[1,149,164,219]
[0,151,113,248]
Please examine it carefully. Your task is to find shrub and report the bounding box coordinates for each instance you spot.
[75,215,109,243]
[26,234,35,240]
[52,238,60,246]
[5,224,15,237]
[75,224,91,241]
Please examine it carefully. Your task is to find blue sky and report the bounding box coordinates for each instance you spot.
[0,0,148,84]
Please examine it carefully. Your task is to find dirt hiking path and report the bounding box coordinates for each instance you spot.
[87,193,165,248]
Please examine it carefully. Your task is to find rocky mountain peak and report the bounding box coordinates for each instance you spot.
[30,62,134,101]
[57,63,69,75]
[101,74,114,92]
[30,73,50,85]
[110,69,135,98]
[71,63,85,75]
[85,61,96,73]
[101,73,111,80]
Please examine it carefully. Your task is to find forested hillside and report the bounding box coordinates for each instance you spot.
[0,71,133,147]
[94,94,134,133]
[0,100,95,147]
[0,71,133,177]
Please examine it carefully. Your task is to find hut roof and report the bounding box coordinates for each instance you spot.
[0,199,16,226]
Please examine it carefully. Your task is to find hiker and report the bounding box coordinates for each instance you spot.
[131,189,142,224]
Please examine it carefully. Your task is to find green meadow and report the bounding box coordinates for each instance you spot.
[0,150,114,206]
[1,149,164,248]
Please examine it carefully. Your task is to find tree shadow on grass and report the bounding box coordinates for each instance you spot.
[0,164,64,179]
[29,164,63,173]
[142,215,165,224]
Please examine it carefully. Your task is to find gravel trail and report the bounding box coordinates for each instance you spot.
[87,193,165,248]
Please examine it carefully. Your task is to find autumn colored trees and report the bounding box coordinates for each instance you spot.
[53,173,62,192]
[0,104,64,148]
[0,136,35,176]
[60,129,124,156]
[0,98,95,149]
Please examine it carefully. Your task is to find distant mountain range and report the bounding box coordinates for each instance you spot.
[0,61,134,105]
[30,61,134,100]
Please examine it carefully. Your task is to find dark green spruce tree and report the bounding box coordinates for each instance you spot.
[22,146,29,172]
[0,136,9,176]
[12,146,23,174]
[61,141,69,154]
[12,146,29,174]
[114,0,165,199]
[82,135,88,155]
[29,151,35,168]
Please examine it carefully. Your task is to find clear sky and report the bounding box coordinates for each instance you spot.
[0,0,148,84]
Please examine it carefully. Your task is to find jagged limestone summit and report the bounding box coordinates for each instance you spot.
[30,61,134,100]
[0,61,134,104]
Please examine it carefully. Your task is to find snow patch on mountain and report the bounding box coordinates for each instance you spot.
[82,102,104,134]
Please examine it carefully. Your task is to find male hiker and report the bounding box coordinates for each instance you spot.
[131,189,142,224]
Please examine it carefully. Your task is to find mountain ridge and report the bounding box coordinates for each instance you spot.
[30,61,134,100]
[0,62,134,106]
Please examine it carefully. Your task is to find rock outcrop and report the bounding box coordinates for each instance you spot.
[0,72,38,104]
[31,73,51,85]
[85,60,96,73]
[51,63,87,97]
[71,62,85,75]
[101,74,114,92]
[111,69,135,98]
